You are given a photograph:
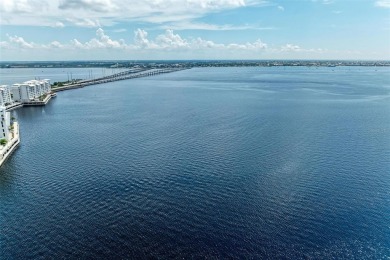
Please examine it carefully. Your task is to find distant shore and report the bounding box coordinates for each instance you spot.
[0,60,389,69]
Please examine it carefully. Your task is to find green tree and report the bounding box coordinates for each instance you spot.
[0,138,7,146]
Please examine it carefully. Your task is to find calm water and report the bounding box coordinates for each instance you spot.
[0,67,389,258]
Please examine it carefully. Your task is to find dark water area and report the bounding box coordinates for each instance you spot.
[0,67,389,258]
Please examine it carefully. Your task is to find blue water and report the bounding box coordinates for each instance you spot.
[0,67,389,258]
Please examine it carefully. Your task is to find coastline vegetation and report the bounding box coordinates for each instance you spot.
[0,138,7,146]
[38,94,48,101]
[52,79,82,88]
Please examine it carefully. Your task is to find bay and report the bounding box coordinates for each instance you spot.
[0,66,389,258]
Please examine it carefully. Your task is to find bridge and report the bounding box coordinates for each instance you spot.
[52,67,188,92]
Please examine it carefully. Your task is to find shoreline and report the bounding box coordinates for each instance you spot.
[0,122,20,167]
[1,60,389,69]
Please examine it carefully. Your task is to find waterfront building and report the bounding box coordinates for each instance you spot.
[43,79,51,93]
[0,106,11,140]
[24,79,51,98]
[0,105,20,166]
[11,83,35,102]
[24,81,41,97]
[0,85,13,106]
[11,79,51,103]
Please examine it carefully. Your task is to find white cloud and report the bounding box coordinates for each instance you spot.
[311,0,334,4]
[192,38,224,49]
[250,39,268,49]
[375,0,390,8]
[0,0,267,27]
[66,18,101,27]
[0,27,270,53]
[277,5,284,11]
[47,41,64,48]
[70,39,84,48]
[0,41,10,49]
[7,34,34,48]
[159,21,273,31]
[227,39,267,50]
[52,21,65,28]
[131,28,268,51]
[279,44,326,54]
[59,0,119,12]
[0,0,49,13]
[95,28,124,48]
[1,28,331,60]
[186,0,246,9]
[79,28,126,49]
[134,29,153,48]
[113,28,127,33]
[155,30,189,49]
[0,27,342,59]
[281,44,301,52]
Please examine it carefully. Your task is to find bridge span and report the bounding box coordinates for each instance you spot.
[52,68,188,92]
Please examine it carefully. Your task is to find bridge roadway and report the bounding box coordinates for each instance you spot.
[52,68,187,92]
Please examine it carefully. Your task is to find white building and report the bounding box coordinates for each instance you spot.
[0,106,11,140]
[42,79,51,93]
[0,85,13,106]
[11,79,51,103]
[0,105,20,167]
[11,83,34,102]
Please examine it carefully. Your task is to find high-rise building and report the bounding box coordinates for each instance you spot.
[11,79,51,103]
[0,105,20,166]
[0,106,11,141]
[0,85,13,106]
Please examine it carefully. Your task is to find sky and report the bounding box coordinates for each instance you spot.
[0,0,389,61]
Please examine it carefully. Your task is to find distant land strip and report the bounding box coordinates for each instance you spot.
[0,60,389,69]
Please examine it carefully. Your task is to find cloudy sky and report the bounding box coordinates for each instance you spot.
[0,0,389,61]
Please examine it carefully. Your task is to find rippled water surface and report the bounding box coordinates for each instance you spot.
[1,67,389,258]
